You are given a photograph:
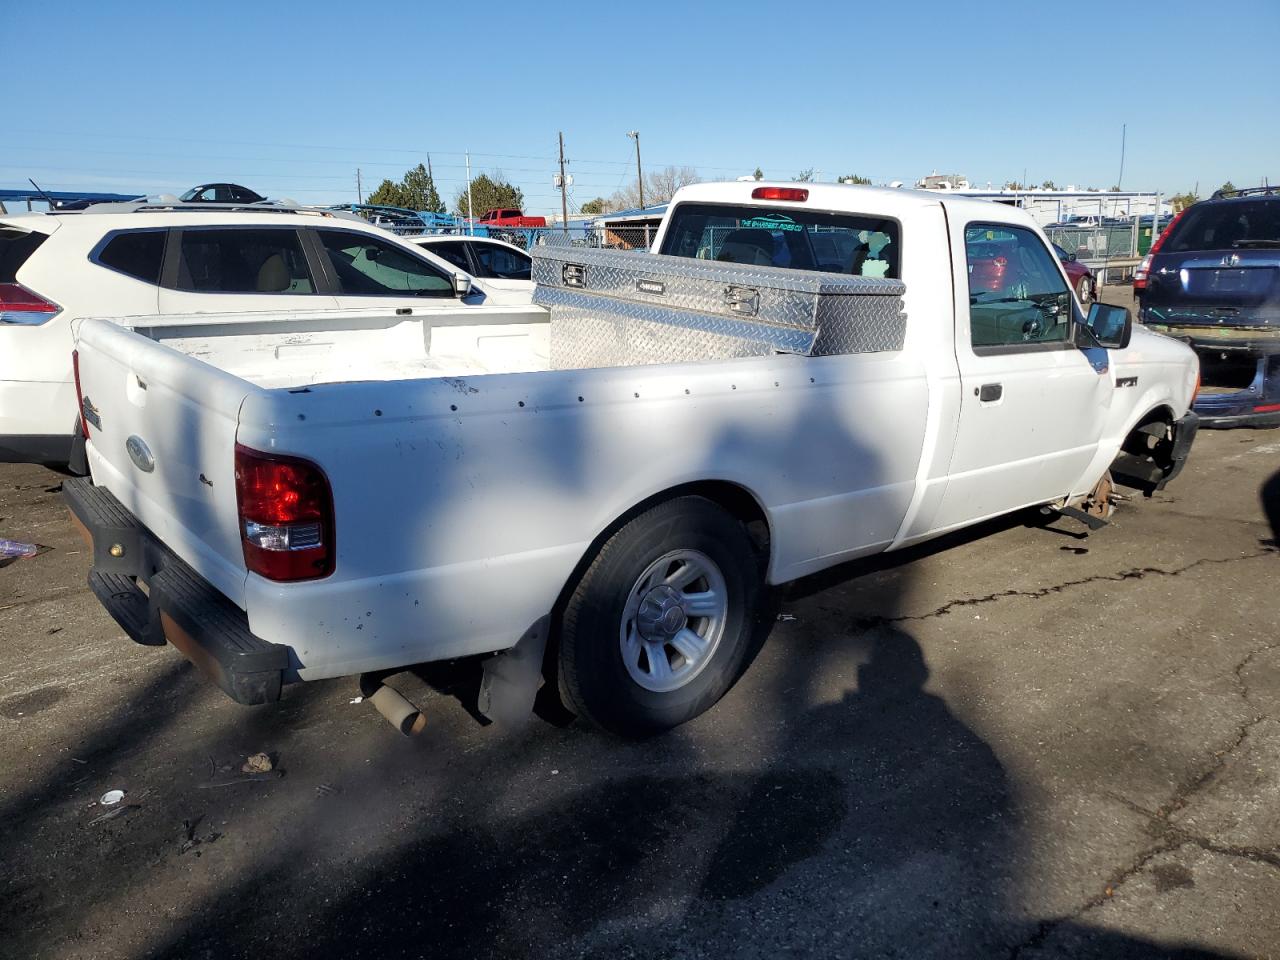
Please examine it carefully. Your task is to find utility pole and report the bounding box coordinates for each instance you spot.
[627,131,644,209]
[557,132,570,236]
[356,168,363,204]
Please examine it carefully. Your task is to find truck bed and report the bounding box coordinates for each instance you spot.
[110,306,553,390]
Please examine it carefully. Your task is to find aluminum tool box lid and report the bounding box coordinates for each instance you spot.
[531,245,904,332]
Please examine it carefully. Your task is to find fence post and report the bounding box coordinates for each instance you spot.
[1131,213,1139,258]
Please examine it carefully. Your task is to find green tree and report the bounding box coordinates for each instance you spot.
[366,178,408,207]
[1003,180,1026,190]
[1170,190,1199,212]
[1040,179,1059,190]
[841,174,872,185]
[579,197,606,215]
[1218,181,1237,196]
[1109,185,1122,192]
[753,167,764,181]
[793,168,815,182]
[401,163,445,213]
[455,173,524,218]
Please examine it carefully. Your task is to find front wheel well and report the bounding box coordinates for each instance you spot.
[1111,405,1178,495]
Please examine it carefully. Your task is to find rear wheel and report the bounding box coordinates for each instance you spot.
[558,497,763,737]
[1077,274,1093,306]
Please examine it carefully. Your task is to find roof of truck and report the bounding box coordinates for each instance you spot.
[668,180,1038,227]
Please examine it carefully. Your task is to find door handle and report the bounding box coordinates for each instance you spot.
[978,383,1003,402]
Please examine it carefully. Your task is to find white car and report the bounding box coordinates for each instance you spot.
[67,182,1199,736]
[407,235,534,297]
[0,203,535,469]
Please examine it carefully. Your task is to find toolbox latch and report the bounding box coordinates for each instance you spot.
[724,285,760,317]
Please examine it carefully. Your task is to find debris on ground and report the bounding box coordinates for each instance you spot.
[0,538,39,559]
[180,816,223,855]
[241,752,273,774]
[88,804,139,826]
[777,613,797,622]
[198,771,284,789]
[99,789,125,806]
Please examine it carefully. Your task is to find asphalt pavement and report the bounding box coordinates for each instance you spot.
[2,372,1279,959]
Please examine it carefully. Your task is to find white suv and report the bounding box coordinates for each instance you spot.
[0,204,534,469]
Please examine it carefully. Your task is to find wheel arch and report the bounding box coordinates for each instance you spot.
[546,480,772,647]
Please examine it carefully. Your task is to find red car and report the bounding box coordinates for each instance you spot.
[1052,241,1096,305]
[966,235,1096,305]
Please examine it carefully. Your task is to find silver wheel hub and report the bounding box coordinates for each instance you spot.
[620,549,728,693]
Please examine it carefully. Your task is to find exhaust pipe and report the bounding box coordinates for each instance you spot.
[359,674,427,736]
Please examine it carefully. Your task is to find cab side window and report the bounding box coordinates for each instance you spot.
[964,224,1075,351]
[473,243,531,280]
[423,241,472,273]
[317,230,453,297]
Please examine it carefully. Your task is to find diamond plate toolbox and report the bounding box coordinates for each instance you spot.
[531,245,906,369]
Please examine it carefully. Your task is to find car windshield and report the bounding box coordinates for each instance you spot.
[1164,199,1280,252]
[179,187,201,202]
[659,202,901,277]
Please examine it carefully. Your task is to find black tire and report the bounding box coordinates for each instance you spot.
[558,496,763,737]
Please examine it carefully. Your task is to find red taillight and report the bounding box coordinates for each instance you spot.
[234,444,334,581]
[751,186,809,202]
[0,282,61,325]
[1254,403,1280,413]
[72,349,89,439]
[1134,207,1187,290]
[993,256,1008,268]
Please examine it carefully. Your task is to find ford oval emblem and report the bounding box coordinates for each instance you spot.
[126,435,155,473]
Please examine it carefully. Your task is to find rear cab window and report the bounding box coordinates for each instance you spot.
[174,228,315,293]
[658,202,901,278]
[964,223,1077,352]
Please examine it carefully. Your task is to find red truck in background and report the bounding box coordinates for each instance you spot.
[477,208,547,228]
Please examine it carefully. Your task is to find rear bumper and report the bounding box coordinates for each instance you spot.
[63,477,290,705]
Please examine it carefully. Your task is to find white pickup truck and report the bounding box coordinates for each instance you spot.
[66,182,1200,736]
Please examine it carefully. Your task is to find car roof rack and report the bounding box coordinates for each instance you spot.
[1209,185,1279,200]
[48,201,338,217]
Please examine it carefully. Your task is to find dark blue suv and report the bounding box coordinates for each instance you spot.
[1136,186,1280,427]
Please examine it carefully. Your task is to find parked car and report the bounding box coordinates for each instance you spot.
[1135,186,1280,426]
[0,204,535,469]
[180,183,265,204]
[66,181,1198,736]
[476,207,547,228]
[408,235,533,295]
[964,231,1095,307]
[1052,241,1097,305]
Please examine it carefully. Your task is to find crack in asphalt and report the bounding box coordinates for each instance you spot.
[1007,710,1276,958]
[863,550,1277,629]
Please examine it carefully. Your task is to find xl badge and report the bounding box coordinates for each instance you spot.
[126,435,155,473]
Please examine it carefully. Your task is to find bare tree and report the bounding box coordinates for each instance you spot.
[610,165,699,210]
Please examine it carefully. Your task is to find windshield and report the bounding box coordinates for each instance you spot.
[659,202,901,278]
[1165,199,1280,252]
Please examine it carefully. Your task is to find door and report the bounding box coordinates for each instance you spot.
[157,226,338,315]
[931,219,1113,531]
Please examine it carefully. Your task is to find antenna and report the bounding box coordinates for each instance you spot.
[28,178,56,208]
[1117,123,1126,190]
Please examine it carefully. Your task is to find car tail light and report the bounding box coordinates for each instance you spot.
[72,349,90,440]
[751,186,809,202]
[1254,403,1280,413]
[234,444,334,581]
[1133,207,1188,290]
[0,282,61,325]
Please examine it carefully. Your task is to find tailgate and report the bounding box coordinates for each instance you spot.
[75,318,254,606]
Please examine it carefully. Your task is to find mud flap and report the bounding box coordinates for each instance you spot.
[478,617,549,726]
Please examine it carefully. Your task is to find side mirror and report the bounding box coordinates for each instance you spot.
[1068,252,1078,262]
[1086,302,1132,349]
[453,273,473,297]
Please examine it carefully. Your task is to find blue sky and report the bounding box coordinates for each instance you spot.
[4,0,1276,214]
